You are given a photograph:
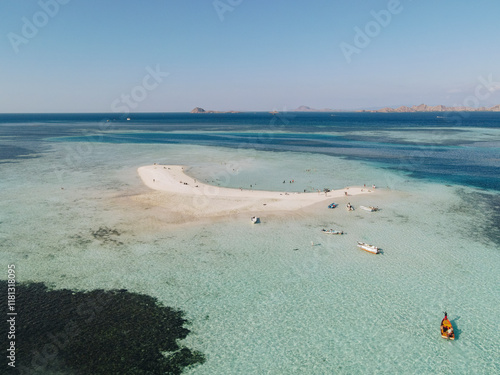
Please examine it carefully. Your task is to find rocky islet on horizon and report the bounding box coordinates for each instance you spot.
[190,104,500,113]
[358,103,500,113]
[293,104,500,112]
[190,107,240,113]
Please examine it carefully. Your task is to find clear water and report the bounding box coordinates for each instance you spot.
[0,113,499,374]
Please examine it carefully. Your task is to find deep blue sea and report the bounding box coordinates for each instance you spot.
[1,112,499,191]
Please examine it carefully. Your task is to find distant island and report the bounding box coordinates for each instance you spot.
[191,104,500,113]
[190,107,240,113]
[293,105,337,112]
[359,104,500,113]
[294,104,500,113]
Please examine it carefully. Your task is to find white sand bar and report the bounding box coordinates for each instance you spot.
[136,165,375,220]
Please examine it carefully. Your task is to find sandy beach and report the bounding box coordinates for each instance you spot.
[135,165,377,222]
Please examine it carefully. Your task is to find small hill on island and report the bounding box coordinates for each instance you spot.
[359,103,500,112]
[293,105,336,112]
[190,107,240,113]
[190,107,206,113]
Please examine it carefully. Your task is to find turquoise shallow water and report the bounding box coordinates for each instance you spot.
[1,137,498,373]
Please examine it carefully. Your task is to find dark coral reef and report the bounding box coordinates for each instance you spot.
[0,281,204,374]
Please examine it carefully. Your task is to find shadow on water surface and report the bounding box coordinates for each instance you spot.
[450,316,462,340]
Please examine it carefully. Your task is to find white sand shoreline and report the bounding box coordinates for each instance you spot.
[135,165,378,220]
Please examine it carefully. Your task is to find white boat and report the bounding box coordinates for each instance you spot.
[322,229,344,235]
[360,205,379,212]
[357,241,380,254]
[251,216,259,224]
[346,203,354,211]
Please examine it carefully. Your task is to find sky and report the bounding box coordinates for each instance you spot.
[1,0,500,112]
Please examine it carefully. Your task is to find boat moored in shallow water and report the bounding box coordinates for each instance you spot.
[322,229,344,235]
[357,241,380,254]
[360,205,379,212]
[440,312,455,340]
[251,216,259,224]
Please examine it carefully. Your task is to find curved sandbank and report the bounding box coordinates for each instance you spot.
[136,165,377,219]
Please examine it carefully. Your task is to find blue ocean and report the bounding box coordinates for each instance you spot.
[2,112,499,191]
[1,112,499,374]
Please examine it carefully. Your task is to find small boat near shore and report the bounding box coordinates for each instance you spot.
[440,312,455,340]
[360,205,379,212]
[322,229,344,235]
[357,241,380,254]
[346,203,354,211]
[328,202,337,209]
[251,216,259,224]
